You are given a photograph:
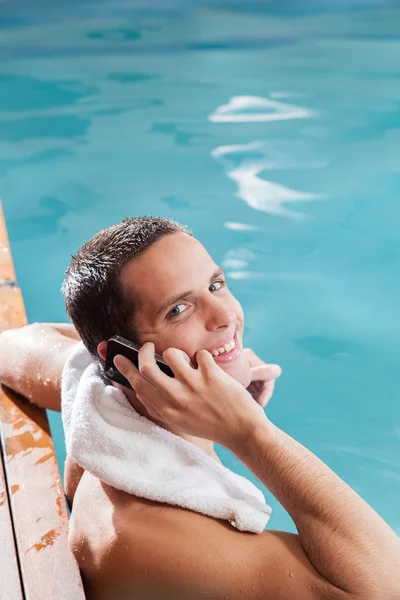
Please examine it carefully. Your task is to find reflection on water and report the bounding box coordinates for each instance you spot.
[209,95,314,123]
[212,138,323,219]
[210,97,323,218]
[224,222,260,231]
[222,247,255,270]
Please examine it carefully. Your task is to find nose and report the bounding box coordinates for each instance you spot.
[204,295,236,332]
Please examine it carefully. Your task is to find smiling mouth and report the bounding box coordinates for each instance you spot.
[190,330,241,368]
[209,337,236,357]
[205,332,241,365]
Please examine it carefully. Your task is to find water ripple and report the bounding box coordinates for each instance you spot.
[212,140,323,219]
[209,95,314,123]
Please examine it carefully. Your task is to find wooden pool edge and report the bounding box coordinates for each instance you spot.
[0,202,85,599]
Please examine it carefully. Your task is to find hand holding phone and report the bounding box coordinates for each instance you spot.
[104,335,174,389]
[111,341,266,448]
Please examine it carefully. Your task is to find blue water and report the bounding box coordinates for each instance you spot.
[1,1,399,534]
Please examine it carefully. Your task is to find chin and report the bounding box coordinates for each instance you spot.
[223,361,252,389]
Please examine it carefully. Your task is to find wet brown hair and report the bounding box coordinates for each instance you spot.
[62,216,193,356]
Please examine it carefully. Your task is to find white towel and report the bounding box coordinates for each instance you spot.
[61,342,271,533]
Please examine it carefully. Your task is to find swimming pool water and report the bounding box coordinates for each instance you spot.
[1,0,399,534]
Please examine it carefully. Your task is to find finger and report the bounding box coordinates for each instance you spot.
[196,349,218,378]
[113,354,142,388]
[138,342,178,393]
[251,364,282,382]
[162,347,195,382]
[114,353,178,415]
[247,380,262,401]
[112,354,155,395]
[258,381,275,407]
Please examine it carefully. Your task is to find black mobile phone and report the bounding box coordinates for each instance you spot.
[104,335,174,389]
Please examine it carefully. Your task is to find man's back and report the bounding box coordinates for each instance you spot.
[69,470,339,600]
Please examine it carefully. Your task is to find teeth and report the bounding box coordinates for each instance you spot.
[210,338,235,357]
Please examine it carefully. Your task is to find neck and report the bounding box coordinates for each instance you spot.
[116,384,218,461]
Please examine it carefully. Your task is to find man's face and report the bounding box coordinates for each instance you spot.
[120,232,252,388]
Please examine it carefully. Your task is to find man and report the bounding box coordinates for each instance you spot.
[0,216,399,600]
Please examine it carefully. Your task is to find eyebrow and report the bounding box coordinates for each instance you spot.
[156,268,225,317]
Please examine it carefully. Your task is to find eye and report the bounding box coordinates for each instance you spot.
[209,280,225,292]
[169,303,187,318]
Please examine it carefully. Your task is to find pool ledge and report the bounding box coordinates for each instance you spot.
[0,202,85,599]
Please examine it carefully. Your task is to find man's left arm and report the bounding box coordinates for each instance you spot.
[0,322,80,411]
[0,325,281,413]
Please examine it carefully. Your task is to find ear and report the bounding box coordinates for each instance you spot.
[97,340,108,361]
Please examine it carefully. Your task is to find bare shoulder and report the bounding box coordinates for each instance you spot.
[69,472,344,600]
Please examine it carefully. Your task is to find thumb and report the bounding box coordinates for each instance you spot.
[251,364,282,381]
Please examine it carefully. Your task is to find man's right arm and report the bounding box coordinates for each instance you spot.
[103,426,399,600]
[231,420,400,599]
